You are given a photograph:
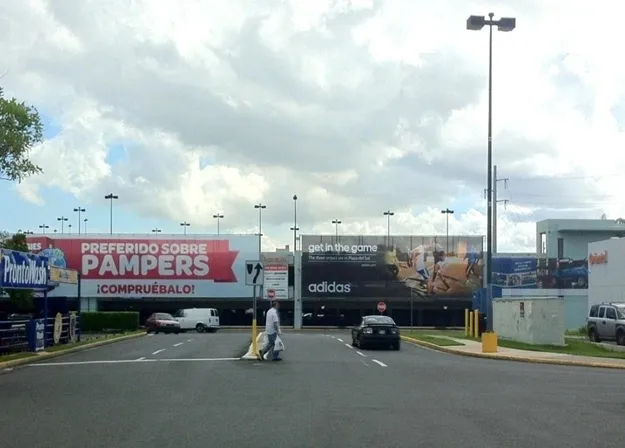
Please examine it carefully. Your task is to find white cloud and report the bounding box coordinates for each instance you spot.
[2,0,625,252]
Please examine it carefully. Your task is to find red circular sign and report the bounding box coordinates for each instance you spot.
[267,289,276,299]
[377,302,387,313]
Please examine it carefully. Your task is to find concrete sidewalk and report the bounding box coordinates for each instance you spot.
[403,334,625,370]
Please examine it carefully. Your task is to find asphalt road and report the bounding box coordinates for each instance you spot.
[2,329,625,447]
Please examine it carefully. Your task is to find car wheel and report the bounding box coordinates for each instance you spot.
[196,323,205,333]
[155,330,160,335]
[351,335,357,347]
[392,342,400,351]
[617,331,625,346]
[174,330,180,334]
[146,328,152,334]
[589,328,601,343]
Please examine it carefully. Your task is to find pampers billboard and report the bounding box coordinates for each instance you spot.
[25,235,258,298]
[301,235,484,299]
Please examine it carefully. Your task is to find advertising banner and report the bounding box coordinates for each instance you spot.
[301,235,484,299]
[262,254,289,300]
[0,249,49,290]
[25,235,258,298]
[492,257,538,288]
[537,257,588,289]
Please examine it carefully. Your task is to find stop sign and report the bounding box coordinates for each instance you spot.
[267,289,276,299]
[377,302,387,313]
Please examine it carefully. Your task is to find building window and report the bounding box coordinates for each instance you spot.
[540,233,547,254]
[557,238,564,259]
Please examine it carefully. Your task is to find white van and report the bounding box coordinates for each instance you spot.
[173,308,220,333]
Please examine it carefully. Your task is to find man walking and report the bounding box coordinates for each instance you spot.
[259,300,282,362]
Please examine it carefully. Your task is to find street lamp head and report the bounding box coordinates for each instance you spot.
[105,194,119,200]
[290,227,300,231]
[293,194,297,201]
[254,204,266,209]
[466,15,486,30]
[383,211,394,216]
[497,17,516,32]
[212,214,224,219]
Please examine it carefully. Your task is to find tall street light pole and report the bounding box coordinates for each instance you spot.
[104,193,119,235]
[292,195,298,252]
[180,221,190,235]
[73,207,86,235]
[254,204,266,254]
[38,224,49,234]
[332,219,342,241]
[383,210,394,247]
[57,216,68,234]
[441,208,455,254]
[212,213,224,235]
[467,12,516,332]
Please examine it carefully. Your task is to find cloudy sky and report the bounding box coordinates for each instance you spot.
[2,0,624,252]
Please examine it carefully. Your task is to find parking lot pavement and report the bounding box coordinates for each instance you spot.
[2,331,625,447]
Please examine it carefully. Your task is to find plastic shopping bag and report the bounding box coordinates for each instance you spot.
[274,335,285,352]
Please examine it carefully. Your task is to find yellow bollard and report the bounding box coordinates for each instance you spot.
[473,309,479,339]
[464,309,469,336]
[468,311,473,337]
[251,318,258,357]
[482,332,498,353]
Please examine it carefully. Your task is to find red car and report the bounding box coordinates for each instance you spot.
[146,313,181,334]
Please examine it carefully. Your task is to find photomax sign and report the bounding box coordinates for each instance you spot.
[0,249,49,290]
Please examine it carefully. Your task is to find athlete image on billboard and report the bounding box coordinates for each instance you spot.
[301,235,484,299]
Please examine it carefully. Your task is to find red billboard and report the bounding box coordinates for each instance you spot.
[26,235,258,298]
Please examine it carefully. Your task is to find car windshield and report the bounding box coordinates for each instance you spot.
[365,316,394,325]
[156,313,174,320]
[616,307,625,319]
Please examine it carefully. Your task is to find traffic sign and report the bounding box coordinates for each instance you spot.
[245,260,264,286]
[267,289,276,299]
[377,302,387,313]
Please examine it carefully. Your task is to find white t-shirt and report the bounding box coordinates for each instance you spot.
[265,308,280,335]
[412,246,426,271]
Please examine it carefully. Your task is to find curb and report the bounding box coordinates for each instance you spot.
[0,332,147,370]
[400,336,625,370]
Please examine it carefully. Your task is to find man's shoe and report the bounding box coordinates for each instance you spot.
[271,358,282,362]
[258,351,264,361]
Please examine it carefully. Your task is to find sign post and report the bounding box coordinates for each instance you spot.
[245,260,264,357]
[377,301,387,314]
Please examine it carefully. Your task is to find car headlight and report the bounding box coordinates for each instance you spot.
[391,328,398,334]
[363,328,373,334]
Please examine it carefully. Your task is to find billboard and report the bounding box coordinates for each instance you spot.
[0,249,49,290]
[25,235,258,298]
[301,235,484,299]
[537,257,588,289]
[492,256,538,288]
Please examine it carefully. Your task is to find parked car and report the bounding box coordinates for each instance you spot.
[146,313,181,334]
[351,315,400,350]
[172,308,220,333]
[587,302,625,345]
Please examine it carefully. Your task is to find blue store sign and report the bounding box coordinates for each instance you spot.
[0,249,49,290]
[28,319,45,352]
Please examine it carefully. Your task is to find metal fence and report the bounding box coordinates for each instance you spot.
[0,318,30,355]
[0,313,81,356]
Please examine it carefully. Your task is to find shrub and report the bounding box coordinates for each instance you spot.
[80,312,139,332]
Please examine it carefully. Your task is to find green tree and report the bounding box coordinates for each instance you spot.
[0,231,35,311]
[0,87,43,182]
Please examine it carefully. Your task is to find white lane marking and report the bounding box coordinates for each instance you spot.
[152,349,166,355]
[344,343,353,349]
[173,342,184,347]
[30,358,241,366]
[186,339,193,342]
[372,359,388,367]
[337,338,344,342]
[356,351,366,357]
[136,357,146,361]
[361,360,369,367]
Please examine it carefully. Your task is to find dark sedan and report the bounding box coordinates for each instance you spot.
[146,313,181,334]
[351,315,400,350]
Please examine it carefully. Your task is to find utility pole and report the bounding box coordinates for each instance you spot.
[492,165,508,253]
